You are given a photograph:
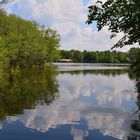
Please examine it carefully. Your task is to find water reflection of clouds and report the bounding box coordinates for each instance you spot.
[84,111,129,140]
[71,127,89,140]
[5,73,138,139]
[70,110,130,140]
[58,74,136,109]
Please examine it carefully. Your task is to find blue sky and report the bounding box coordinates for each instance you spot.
[2,0,137,51]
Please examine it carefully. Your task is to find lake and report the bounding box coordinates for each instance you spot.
[0,63,139,140]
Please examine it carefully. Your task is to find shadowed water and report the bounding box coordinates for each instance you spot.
[0,64,139,140]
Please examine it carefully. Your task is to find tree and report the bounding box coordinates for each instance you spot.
[70,50,83,62]
[128,47,140,62]
[87,0,140,48]
[59,49,129,63]
[0,10,60,68]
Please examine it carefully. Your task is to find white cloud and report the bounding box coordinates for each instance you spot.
[3,0,139,51]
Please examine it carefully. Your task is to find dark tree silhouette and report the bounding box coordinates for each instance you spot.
[87,0,140,48]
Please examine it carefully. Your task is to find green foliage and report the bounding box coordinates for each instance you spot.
[87,0,140,48]
[129,48,140,78]
[60,49,129,63]
[0,10,60,68]
[70,50,83,62]
[128,47,140,62]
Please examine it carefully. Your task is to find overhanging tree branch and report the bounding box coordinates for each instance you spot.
[87,0,140,48]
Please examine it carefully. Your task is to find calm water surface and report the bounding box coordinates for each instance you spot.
[0,63,139,140]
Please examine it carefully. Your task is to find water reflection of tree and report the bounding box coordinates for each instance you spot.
[60,69,128,76]
[128,65,140,140]
[0,66,59,121]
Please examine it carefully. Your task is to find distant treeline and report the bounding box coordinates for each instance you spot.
[60,48,140,63]
[0,9,60,68]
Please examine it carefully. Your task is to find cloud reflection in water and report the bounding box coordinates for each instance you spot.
[6,70,138,140]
